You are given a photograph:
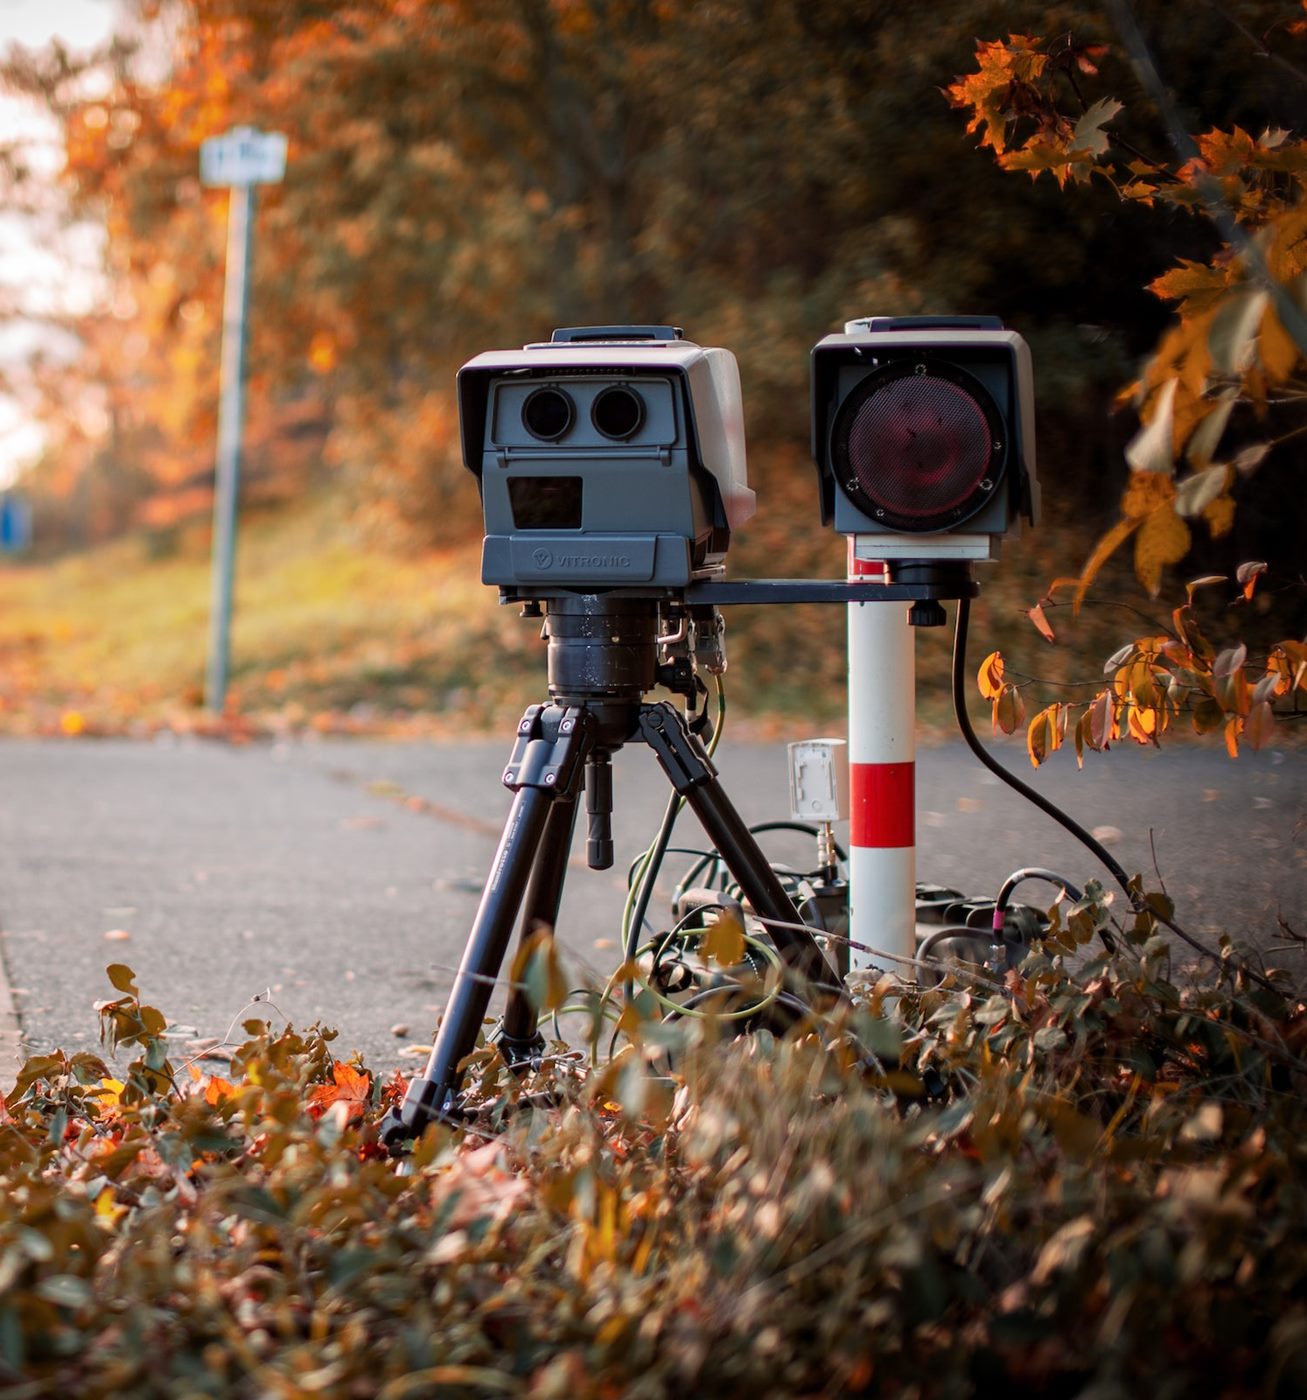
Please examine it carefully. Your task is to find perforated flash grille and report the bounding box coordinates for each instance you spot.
[837,369,1000,531]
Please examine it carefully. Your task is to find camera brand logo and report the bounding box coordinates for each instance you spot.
[533,547,633,570]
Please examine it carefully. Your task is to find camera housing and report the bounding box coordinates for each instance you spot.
[459,325,755,591]
[811,316,1038,560]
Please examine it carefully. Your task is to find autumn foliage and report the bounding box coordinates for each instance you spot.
[2,934,1306,1394]
[948,13,1306,764]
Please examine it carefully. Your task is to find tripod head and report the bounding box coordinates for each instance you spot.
[528,591,723,870]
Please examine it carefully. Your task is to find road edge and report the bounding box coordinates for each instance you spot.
[0,934,23,1091]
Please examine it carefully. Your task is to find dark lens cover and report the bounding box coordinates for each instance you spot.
[832,360,1005,531]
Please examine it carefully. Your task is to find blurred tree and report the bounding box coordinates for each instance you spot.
[1,0,1299,554]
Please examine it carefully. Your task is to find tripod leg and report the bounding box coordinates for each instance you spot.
[498,794,580,1061]
[639,703,844,995]
[384,705,593,1143]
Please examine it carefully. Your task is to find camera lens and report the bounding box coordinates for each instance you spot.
[522,387,574,441]
[591,385,645,440]
[832,361,1004,532]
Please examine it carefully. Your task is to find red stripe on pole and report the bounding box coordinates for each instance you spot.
[850,761,915,848]
[847,547,889,581]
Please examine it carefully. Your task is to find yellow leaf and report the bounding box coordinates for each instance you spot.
[701,910,746,967]
[1122,471,1176,520]
[977,651,1006,700]
[1134,508,1191,596]
[1127,705,1159,745]
[94,1186,128,1226]
[1027,710,1049,767]
[60,710,86,736]
[1026,704,1062,768]
[1073,516,1142,613]
[1203,494,1236,538]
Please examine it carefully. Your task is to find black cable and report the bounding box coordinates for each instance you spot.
[952,595,1288,998]
[996,867,1085,911]
[953,596,1137,911]
[746,821,850,864]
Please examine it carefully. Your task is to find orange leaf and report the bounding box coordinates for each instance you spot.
[1223,715,1241,759]
[307,1062,372,1123]
[1027,603,1056,643]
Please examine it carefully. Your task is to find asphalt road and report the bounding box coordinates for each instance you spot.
[0,733,1302,1083]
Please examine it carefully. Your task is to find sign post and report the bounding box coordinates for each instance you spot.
[199,126,287,712]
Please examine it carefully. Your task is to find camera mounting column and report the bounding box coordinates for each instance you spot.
[847,551,916,973]
[811,313,1039,977]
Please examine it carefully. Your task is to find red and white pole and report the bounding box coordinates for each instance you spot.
[847,546,916,973]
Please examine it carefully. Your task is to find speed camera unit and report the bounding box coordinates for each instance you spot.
[811,315,1039,560]
[458,325,756,592]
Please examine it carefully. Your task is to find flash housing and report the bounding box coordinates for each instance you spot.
[459,325,755,592]
[811,316,1038,561]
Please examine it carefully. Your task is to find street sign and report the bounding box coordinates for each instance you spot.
[0,493,32,553]
[200,126,286,710]
[200,126,288,188]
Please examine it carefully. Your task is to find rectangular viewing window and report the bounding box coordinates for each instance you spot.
[508,476,583,530]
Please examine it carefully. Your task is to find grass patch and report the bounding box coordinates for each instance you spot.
[0,479,1221,741]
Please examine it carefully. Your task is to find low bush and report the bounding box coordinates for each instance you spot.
[2,894,1305,1398]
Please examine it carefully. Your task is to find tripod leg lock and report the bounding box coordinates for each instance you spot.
[502,705,594,797]
[638,701,718,793]
[492,1025,547,1070]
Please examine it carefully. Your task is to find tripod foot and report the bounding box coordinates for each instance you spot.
[378,1077,463,1153]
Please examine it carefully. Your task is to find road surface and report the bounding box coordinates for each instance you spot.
[0,734,1301,1083]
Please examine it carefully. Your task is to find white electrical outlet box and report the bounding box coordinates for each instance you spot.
[787,739,849,823]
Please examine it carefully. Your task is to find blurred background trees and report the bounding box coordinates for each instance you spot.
[0,0,1302,727]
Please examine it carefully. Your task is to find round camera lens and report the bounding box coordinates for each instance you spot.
[522,387,574,442]
[591,385,645,440]
[832,361,1004,532]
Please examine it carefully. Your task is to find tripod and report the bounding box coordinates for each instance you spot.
[381,594,842,1144]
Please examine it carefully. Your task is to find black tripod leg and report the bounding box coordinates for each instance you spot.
[498,794,580,1062]
[383,704,594,1144]
[639,703,844,996]
[389,783,556,1134]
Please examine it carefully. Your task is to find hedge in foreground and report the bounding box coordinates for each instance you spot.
[2,891,1306,1398]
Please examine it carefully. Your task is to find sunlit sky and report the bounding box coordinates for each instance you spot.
[0,0,120,486]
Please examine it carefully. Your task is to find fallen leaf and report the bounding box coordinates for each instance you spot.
[307,1062,372,1123]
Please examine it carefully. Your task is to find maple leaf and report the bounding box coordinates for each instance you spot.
[945,36,1049,155]
[1070,97,1122,158]
[307,1062,372,1123]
